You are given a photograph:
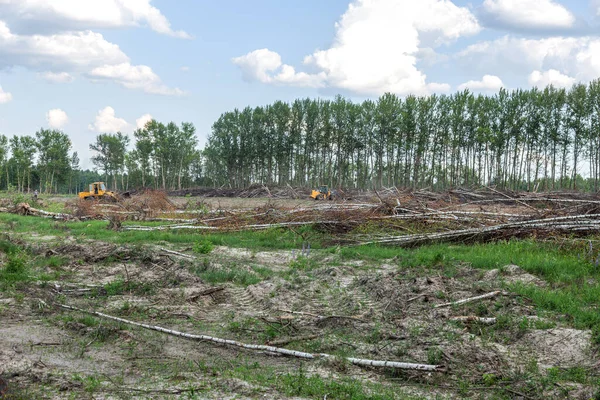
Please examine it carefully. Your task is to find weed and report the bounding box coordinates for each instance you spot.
[482,373,497,386]
[193,240,214,254]
[427,346,443,365]
[289,256,311,271]
[0,252,30,287]
[104,279,125,295]
[78,315,99,327]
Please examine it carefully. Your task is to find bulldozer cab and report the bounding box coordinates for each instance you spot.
[89,182,106,195]
[318,185,329,194]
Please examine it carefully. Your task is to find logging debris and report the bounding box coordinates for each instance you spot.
[3,187,600,247]
[57,303,444,372]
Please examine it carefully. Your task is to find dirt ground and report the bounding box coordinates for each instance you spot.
[1,238,598,399]
[1,193,600,399]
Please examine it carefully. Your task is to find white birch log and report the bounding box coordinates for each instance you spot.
[434,291,501,308]
[57,304,443,371]
[159,248,196,259]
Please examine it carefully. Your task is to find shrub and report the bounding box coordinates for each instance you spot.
[193,240,214,254]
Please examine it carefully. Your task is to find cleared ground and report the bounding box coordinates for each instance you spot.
[0,192,599,399]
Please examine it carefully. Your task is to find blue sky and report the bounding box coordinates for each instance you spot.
[0,0,599,168]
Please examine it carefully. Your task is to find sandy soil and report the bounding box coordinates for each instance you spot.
[1,237,598,399]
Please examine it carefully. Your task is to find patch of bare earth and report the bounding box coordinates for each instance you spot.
[0,240,598,399]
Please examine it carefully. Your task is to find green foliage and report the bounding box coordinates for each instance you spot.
[193,240,214,254]
[204,84,600,191]
[104,279,125,296]
[337,240,593,284]
[103,279,154,296]
[195,267,261,287]
[0,214,322,251]
[482,373,497,386]
[289,256,311,271]
[226,361,408,400]
[0,246,30,286]
[426,347,443,365]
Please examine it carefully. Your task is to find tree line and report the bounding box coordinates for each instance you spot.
[203,82,600,192]
[0,120,203,194]
[2,81,600,194]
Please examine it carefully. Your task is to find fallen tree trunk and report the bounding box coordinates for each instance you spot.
[15,203,76,220]
[58,303,443,372]
[360,214,600,247]
[434,291,502,308]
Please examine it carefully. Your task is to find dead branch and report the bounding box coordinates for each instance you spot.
[360,214,600,247]
[484,186,540,214]
[159,248,196,259]
[58,303,442,371]
[449,316,497,324]
[434,291,502,308]
[188,287,225,302]
[277,308,366,322]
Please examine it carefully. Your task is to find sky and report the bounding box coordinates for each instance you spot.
[0,0,598,169]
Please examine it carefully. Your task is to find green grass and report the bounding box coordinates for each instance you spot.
[336,240,593,283]
[336,240,600,342]
[0,241,31,288]
[103,279,155,296]
[0,213,322,250]
[224,361,414,400]
[194,266,262,286]
[2,211,600,344]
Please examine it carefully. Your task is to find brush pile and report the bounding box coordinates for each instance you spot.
[123,187,600,246]
[4,186,600,246]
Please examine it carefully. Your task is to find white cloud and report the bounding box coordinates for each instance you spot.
[233,0,480,96]
[136,113,153,129]
[88,63,185,96]
[46,108,68,128]
[457,36,600,85]
[232,49,326,88]
[0,21,183,95]
[180,66,190,72]
[0,0,190,38]
[529,69,576,88]
[0,86,12,103]
[481,0,576,31]
[458,75,504,91]
[0,21,128,70]
[38,71,74,83]
[88,106,129,133]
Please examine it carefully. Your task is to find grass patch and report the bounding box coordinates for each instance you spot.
[103,278,155,296]
[0,214,323,251]
[337,240,600,342]
[226,361,413,400]
[0,243,31,288]
[337,240,594,283]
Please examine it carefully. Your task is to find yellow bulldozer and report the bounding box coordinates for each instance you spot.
[78,182,120,202]
[311,185,335,200]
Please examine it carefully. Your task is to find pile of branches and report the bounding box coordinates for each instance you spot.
[4,186,600,247]
[168,184,308,199]
[123,187,600,246]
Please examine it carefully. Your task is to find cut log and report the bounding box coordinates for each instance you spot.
[57,303,443,371]
[434,291,501,308]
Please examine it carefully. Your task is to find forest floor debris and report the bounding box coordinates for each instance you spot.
[1,189,600,398]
